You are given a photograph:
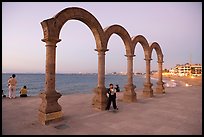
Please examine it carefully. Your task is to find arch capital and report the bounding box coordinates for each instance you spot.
[42,38,61,46]
[125,54,136,58]
[95,48,109,53]
[157,61,164,63]
[144,58,152,61]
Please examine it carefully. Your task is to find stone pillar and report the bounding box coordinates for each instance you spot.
[156,61,165,94]
[39,38,63,125]
[92,49,109,110]
[123,54,137,102]
[143,58,153,97]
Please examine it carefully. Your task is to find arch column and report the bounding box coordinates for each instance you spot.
[123,54,137,102]
[156,61,165,94]
[39,38,63,125]
[92,48,109,110]
[143,58,153,97]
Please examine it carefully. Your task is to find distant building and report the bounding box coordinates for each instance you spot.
[190,64,202,76]
[169,63,202,76]
[175,63,191,76]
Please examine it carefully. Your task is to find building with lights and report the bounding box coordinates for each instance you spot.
[169,63,202,76]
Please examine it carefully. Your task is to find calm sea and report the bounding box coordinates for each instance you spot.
[2,73,158,96]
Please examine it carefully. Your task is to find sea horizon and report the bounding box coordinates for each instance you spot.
[2,73,158,97]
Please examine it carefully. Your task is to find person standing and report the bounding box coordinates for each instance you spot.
[8,74,17,99]
[105,83,118,111]
[115,84,120,92]
[7,76,12,87]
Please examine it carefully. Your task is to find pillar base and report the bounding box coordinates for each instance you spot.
[156,81,165,94]
[123,84,137,103]
[39,111,63,125]
[38,91,62,125]
[92,86,108,111]
[143,83,153,97]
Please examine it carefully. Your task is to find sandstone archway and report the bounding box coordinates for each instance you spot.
[41,7,105,49]
[132,35,153,97]
[104,24,136,102]
[39,7,165,125]
[149,42,165,94]
[39,7,108,125]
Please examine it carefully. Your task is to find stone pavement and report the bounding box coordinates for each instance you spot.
[2,86,202,135]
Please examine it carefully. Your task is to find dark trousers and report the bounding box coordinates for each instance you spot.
[106,95,117,110]
[20,94,27,97]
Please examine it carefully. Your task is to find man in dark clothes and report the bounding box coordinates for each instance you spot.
[105,83,118,111]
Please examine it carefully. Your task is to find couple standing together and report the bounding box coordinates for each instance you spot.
[105,83,119,111]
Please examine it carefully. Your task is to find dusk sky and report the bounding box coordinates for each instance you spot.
[2,2,202,74]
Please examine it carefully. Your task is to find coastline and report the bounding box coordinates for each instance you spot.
[151,73,202,87]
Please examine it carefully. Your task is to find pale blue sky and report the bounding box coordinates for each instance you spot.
[2,2,202,73]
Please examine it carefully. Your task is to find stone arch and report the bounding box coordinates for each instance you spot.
[149,42,165,94]
[132,35,153,97]
[41,7,105,50]
[39,7,108,125]
[132,35,150,59]
[104,24,132,55]
[149,42,163,62]
[104,24,136,102]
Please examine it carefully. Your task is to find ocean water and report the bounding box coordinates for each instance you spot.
[2,73,158,96]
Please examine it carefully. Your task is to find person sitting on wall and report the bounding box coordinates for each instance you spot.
[19,86,28,97]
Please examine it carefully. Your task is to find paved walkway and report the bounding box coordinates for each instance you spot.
[2,86,202,135]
